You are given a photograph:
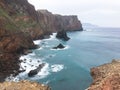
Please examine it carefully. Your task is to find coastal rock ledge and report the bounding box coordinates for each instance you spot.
[88,60,120,90]
[0,80,51,90]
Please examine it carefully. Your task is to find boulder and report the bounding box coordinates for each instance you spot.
[52,43,65,49]
[28,63,45,77]
[56,30,70,41]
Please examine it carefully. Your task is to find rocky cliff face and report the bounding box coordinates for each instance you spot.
[0,0,38,81]
[0,0,83,82]
[38,10,83,33]
[88,60,120,90]
[0,0,44,40]
[1,0,83,40]
[54,14,83,31]
[0,80,51,90]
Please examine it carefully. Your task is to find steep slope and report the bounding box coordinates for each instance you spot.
[0,0,37,81]
[38,10,83,33]
[0,0,83,81]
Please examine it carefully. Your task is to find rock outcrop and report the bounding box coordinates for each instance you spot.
[52,43,65,49]
[28,63,45,77]
[56,30,70,41]
[88,60,120,90]
[0,80,51,90]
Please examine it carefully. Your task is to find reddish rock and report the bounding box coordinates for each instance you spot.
[0,33,35,53]
[0,0,83,82]
[88,60,120,90]
[0,29,36,81]
[37,10,83,34]
[0,80,51,90]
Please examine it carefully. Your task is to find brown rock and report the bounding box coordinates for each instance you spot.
[0,80,51,90]
[37,9,83,34]
[88,60,120,90]
[0,0,83,82]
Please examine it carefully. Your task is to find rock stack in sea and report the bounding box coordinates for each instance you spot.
[88,60,120,90]
[56,30,70,41]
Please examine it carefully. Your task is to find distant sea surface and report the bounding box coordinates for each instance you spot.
[15,27,120,90]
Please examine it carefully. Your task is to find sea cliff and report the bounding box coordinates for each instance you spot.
[0,0,83,89]
[38,10,83,33]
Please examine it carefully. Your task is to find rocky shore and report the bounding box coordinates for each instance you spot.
[0,80,51,90]
[0,0,83,82]
[88,60,120,90]
[0,0,83,89]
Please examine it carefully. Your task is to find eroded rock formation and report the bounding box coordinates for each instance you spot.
[38,10,83,33]
[52,43,65,49]
[56,30,70,41]
[88,60,120,90]
[28,63,45,77]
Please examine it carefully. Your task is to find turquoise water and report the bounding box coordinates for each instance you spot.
[18,27,120,90]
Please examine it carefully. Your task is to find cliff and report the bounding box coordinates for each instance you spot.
[88,60,120,90]
[38,10,83,33]
[0,0,83,40]
[0,0,38,81]
[0,0,44,40]
[0,0,83,82]
[0,80,51,90]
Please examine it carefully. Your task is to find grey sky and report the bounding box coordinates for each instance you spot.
[28,0,120,27]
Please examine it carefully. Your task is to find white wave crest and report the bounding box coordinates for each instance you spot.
[51,64,64,72]
[37,63,50,78]
[33,40,41,45]
[44,33,57,41]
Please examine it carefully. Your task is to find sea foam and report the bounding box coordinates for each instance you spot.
[44,33,57,41]
[33,40,42,45]
[51,64,64,72]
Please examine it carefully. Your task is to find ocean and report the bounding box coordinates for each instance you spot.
[11,27,120,90]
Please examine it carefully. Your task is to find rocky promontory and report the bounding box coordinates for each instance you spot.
[0,80,51,90]
[38,9,83,33]
[88,60,120,90]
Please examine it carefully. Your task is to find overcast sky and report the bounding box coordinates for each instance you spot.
[28,0,120,27]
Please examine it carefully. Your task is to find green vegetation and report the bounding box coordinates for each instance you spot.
[0,8,18,31]
[0,7,38,32]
